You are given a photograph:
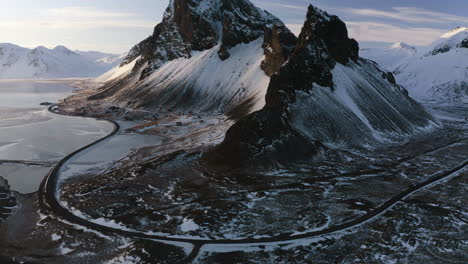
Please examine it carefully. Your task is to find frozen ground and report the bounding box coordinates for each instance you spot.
[0,88,466,263]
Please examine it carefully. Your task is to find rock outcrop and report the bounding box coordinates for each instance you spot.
[90,0,296,116]
[0,177,15,224]
[207,5,437,167]
[120,0,283,79]
[261,25,297,76]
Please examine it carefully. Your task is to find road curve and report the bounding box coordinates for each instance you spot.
[38,106,468,247]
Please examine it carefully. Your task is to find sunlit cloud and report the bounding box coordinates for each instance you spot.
[287,22,446,46]
[344,22,445,46]
[343,7,468,24]
[0,6,155,30]
[47,7,139,18]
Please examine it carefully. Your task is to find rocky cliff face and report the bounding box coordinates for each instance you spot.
[120,0,283,79]
[91,0,295,116]
[207,5,437,167]
[261,25,297,76]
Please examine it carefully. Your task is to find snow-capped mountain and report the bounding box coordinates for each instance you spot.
[209,5,437,166]
[359,27,467,101]
[0,44,123,79]
[393,27,468,101]
[91,0,296,116]
[360,42,417,70]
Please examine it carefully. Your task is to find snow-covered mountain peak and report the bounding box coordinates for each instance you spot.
[120,0,284,75]
[389,27,468,101]
[31,46,49,53]
[92,0,295,116]
[209,4,436,167]
[360,42,418,70]
[390,42,417,53]
[53,45,75,55]
[440,26,468,39]
[0,43,29,57]
[427,27,468,56]
[0,44,123,79]
[0,43,26,50]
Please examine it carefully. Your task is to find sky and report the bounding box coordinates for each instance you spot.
[0,0,467,54]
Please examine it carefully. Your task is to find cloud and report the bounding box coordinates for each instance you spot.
[47,7,139,19]
[286,22,446,46]
[343,7,468,24]
[0,6,155,30]
[263,3,306,10]
[345,22,446,46]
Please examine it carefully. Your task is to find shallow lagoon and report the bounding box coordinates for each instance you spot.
[0,80,113,193]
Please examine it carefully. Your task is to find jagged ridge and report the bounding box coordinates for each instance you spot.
[207,5,437,167]
[90,0,296,116]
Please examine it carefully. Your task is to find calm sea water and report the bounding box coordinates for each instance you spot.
[0,81,113,194]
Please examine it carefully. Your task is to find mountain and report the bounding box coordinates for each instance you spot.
[90,0,296,117]
[393,27,468,101]
[207,5,438,167]
[0,44,123,79]
[360,42,417,70]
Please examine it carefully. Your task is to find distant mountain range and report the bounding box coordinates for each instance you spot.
[360,42,418,70]
[361,27,468,101]
[0,44,124,79]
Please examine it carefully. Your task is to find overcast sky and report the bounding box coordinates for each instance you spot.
[0,0,467,54]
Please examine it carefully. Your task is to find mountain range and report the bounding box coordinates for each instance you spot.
[361,27,468,101]
[76,0,438,167]
[89,0,296,116]
[0,44,123,79]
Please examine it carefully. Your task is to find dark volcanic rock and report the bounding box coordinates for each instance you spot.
[206,5,436,167]
[296,5,359,65]
[261,25,297,76]
[0,177,16,224]
[205,5,359,167]
[89,0,294,115]
[121,0,282,78]
[460,38,468,48]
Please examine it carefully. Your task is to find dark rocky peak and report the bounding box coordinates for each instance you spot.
[265,5,359,108]
[296,5,359,65]
[206,5,361,167]
[217,0,283,59]
[205,5,432,168]
[120,0,284,79]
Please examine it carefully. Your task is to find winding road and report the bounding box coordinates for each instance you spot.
[38,106,467,262]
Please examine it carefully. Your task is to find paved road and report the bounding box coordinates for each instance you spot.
[38,106,468,263]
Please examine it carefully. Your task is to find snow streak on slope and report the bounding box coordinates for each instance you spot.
[90,0,293,117]
[289,61,438,147]
[109,39,270,114]
[95,57,140,83]
[0,44,122,79]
